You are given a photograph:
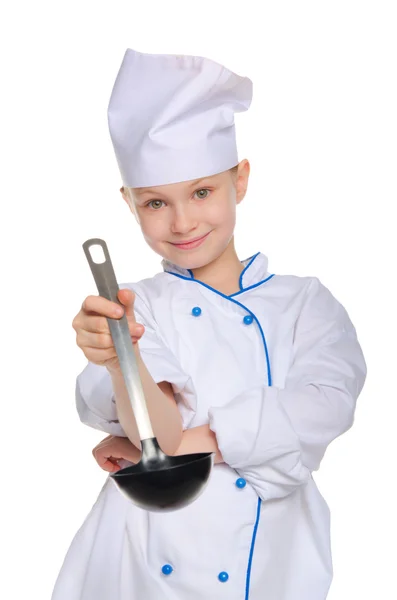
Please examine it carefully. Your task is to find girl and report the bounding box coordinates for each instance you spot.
[52,48,367,600]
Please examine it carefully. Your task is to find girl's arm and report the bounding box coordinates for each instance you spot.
[93,426,224,473]
[206,277,367,502]
[108,354,182,455]
[76,287,190,456]
[173,424,224,464]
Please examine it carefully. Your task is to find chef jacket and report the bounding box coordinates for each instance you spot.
[51,252,367,600]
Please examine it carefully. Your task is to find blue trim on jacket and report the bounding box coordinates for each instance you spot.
[164,267,274,596]
[163,271,274,386]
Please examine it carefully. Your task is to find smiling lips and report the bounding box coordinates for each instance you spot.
[170,231,211,250]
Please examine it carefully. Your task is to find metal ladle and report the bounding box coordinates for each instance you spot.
[83,238,214,512]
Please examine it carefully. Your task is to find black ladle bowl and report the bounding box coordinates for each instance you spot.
[83,238,214,512]
[111,438,213,511]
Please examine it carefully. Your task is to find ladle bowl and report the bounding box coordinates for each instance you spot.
[111,439,213,511]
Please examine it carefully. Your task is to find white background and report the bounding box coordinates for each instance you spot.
[1,1,396,598]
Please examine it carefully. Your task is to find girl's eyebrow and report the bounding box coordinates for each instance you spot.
[136,177,214,197]
[187,176,213,188]
[136,188,169,197]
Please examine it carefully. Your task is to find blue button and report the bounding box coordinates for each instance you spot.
[192,306,202,317]
[235,477,247,489]
[243,315,253,325]
[218,571,229,582]
[162,564,173,575]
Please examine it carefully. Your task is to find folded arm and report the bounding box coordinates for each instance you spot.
[189,278,367,501]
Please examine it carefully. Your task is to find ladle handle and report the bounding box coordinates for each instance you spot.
[83,238,154,440]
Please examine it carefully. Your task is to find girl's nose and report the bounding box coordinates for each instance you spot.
[170,206,198,234]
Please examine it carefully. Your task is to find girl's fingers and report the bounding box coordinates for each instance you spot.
[81,316,144,336]
[76,323,144,350]
[97,457,122,473]
[76,330,114,350]
[82,295,125,319]
[93,437,141,471]
[93,443,122,472]
[118,289,136,320]
[80,315,110,334]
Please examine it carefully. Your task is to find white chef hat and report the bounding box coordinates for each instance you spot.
[107,48,252,188]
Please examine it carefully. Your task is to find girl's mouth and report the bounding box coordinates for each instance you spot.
[170,231,212,250]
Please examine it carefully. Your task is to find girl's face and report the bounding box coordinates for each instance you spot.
[122,160,250,270]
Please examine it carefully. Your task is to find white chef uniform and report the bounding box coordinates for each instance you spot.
[52,253,366,599]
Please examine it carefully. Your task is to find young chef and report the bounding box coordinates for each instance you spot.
[52,48,367,600]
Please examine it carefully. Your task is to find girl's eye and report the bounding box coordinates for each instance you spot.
[147,200,165,210]
[195,189,210,199]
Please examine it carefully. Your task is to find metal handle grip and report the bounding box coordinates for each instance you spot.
[83,238,154,440]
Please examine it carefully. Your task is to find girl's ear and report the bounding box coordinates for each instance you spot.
[120,186,140,224]
[236,159,250,204]
[120,186,133,211]
[120,186,129,204]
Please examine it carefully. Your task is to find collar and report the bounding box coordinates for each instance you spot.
[161,252,270,290]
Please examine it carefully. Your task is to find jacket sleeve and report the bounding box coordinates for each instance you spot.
[208,277,367,501]
[76,286,194,436]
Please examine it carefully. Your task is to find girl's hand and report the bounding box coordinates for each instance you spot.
[92,434,141,473]
[72,288,144,372]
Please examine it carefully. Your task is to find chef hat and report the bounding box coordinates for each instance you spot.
[107,48,253,188]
